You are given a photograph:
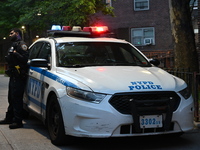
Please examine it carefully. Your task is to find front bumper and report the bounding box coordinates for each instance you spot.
[59,92,194,138]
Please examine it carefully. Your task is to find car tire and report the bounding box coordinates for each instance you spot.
[46,94,67,145]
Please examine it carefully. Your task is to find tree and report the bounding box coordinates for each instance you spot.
[169,0,199,72]
[0,0,22,37]
[0,0,114,39]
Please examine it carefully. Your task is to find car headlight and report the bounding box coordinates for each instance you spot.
[66,87,106,104]
[179,86,191,99]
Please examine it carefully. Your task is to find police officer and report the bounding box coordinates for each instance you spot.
[0,28,29,129]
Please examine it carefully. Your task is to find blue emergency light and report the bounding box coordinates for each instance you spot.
[51,25,62,30]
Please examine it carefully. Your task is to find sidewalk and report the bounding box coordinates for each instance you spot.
[0,75,65,150]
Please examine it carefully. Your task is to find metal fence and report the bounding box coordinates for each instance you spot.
[164,68,200,121]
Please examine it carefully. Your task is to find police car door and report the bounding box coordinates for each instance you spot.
[26,42,51,115]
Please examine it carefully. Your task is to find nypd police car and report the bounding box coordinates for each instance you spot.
[23,26,194,145]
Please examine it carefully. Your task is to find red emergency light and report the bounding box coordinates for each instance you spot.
[83,26,109,33]
[62,26,71,31]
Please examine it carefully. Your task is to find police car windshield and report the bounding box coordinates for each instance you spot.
[56,42,151,67]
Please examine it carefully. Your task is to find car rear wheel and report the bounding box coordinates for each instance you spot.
[47,94,67,145]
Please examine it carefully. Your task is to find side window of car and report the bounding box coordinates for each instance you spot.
[29,42,44,59]
[37,42,51,62]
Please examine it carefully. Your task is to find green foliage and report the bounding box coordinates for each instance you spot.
[0,65,5,74]
[0,0,114,38]
[0,1,21,36]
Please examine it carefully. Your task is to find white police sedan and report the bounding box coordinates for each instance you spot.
[23,26,194,145]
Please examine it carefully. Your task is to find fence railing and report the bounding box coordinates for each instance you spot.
[164,68,200,121]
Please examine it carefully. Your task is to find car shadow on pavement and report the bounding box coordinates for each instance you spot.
[22,115,200,150]
[23,115,50,140]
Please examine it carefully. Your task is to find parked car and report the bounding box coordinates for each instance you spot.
[23,26,194,145]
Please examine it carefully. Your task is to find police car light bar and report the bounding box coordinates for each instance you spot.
[48,25,114,38]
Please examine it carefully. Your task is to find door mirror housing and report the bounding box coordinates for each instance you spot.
[149,59,160,66]
[29,59,49,68]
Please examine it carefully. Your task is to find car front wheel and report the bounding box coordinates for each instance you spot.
[47,94,67,145]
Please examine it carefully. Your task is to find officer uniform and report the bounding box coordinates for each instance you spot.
[0,32,29,129]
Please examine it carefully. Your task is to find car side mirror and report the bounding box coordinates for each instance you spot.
[30,59,49,68]
[149,59,160,66]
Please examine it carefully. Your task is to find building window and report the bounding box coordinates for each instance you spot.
[190,0,198,9]
[131,27,155,46]
[105,0,112,7]
[134,0,149,11]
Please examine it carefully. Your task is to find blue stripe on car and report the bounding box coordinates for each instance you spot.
[28,95,46,110]
[28,66,80,110]
[30,66,79,88]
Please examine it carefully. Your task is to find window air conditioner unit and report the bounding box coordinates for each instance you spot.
[144,38,153,45]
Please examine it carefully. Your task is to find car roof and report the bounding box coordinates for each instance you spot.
[36,37,129,44]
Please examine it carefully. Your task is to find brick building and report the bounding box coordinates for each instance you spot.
[93,0,199,68]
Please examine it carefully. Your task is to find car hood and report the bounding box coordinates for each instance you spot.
[56,66,186,94]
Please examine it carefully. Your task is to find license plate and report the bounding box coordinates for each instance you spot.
[140,115,163,128]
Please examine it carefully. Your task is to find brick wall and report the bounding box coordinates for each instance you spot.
[93,0,173,52]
